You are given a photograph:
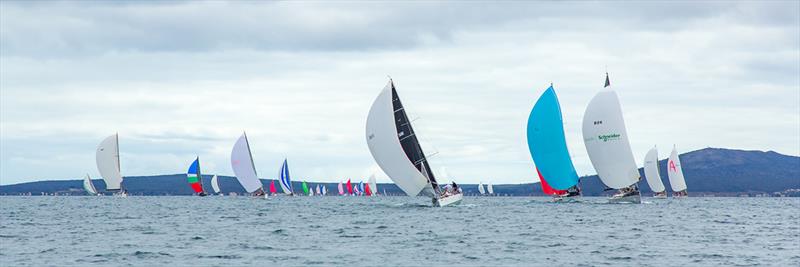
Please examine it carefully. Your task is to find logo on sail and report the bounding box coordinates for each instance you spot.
[597,134,620,142]
[669,160,677,172]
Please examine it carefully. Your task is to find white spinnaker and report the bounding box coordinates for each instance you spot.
[581,90,640,189]
[210,175,221,194]
[487,182,494,195]
[231,133,263,193]
[644,147,666,193]
[368,175,377,195]
[366,81,430,197]
[668,145,687,192]
[478,182,485,194]
[96,134,123,190]
[83,174,98,195]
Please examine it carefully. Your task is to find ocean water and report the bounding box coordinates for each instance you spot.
[1,196,798,266]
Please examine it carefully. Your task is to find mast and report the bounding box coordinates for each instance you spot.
[390,81,438,192]
[116,133,123,190]
[196,156,205,194]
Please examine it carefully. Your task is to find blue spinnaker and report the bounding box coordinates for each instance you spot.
[526,86,579,190]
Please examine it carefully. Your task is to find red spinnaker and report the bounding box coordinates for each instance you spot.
[346,179,353,195]
[538,168,567,195]
[365,183,372,196]
[270,180,277,194]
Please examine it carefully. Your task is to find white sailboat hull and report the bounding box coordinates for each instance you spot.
[608,191,641,204]
[433,193,463,207]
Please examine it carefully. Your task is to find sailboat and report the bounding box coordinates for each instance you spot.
[365,182,373,196]
[668,145,688,197]
[582,73,641,204]
[644,147,667,198]
[353,182,361,196]
[279,159,294,195]
[83,174,99,196]
[315,184,321,196]
[487,182,494,196]
[186,157,208,196]
[358,181,365,196]
[346,179,353,196]
[368,175,378,196]
[338,182,344,195]
[302,181,310,196]
[366,79,463,207]
[210,175,222,195]
[527,84,582,201]
[322,185,328,196]
[231,132,267,198]
[477,182,485,195]
[96,133,126,197]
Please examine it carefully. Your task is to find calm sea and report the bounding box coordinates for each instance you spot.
[1,196,798,266]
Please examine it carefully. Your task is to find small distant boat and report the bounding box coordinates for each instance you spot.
[487,182,494,196]
[527,84,581,201]
[346,179,353,196]
[668,145,688,197]
[315,184,321,196]
[478,181,486,195]
[269,180,278,196]
[186,157,208,196]
[368,175,378,196]
[83,174,99,196]
[302,181,310,196]
[231,132,267,198]
[365,181,373,196]
[338,182,344,195]
[322,185,328,196]
[210,175,222,195]
[582,73,641,204]
[644,146,667,198]
[358,181,365,196]
[353,182,361,196]
[279,159,294,195]
[365,79,462,207]
[96,133,127,197]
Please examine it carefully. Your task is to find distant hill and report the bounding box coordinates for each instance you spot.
[1,148,798,196]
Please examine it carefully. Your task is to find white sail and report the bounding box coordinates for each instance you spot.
[487,182,494,195]
[366,81,432,197]
[322,185,327,196]
[644,147,666,193]
[231,133,262,193]
[478,182,485,195]
[210,175,221,194]
[96,134,123,190]
[83,174,98,195]
[368,175,378,196]
[581,90,640,189]
[315,185,321,195]
[668,145,687,192]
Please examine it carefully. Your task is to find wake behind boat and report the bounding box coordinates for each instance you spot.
[365,79,462,207]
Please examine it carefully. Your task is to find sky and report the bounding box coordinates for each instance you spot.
[1,1,798,185]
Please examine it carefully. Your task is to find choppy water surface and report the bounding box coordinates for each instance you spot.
[1,196,798,266]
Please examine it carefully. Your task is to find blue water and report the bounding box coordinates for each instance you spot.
[1,196,798,266]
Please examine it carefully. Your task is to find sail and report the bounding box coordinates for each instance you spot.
[210,175,221,194]
[365,183,373,196]
[83,174,98,195]
[186,157,205,194]
[359,182,365,194]
[338,182,344,195]
[644,147,666,193]
[487,182,494,195]
[368,175,378,195]
[526,86,580,190]
[478,182,485,194]
[302,181,309,195]
[581,86,640,189]
[537,168,567,195]
[230,133,262,193]
[346,179,353,195]
[279,159,293,194]
[322,185,327,195]
[96,134,123,190]
[366,80,438,197]
[668,145,687,192]
[269,180,277,194]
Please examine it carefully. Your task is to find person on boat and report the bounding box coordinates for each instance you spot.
[451,182,459,192]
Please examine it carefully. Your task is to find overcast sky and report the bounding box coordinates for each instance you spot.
[1,1,798,185]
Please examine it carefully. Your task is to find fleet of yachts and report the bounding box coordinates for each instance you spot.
[84,73,688,207]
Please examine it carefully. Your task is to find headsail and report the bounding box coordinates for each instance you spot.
[644,147,666,193]
[526,85,580,190]
[581,81,639,189]
[83,174,98,195]
[668,145,687,192]
[230,133,263,193]
[186,157,206,194]
[269,180,277,195]
[210,175,221,194]
[279,159,293,195]
[346,179,353,195]
[366,80,438,197]
[96,134,123,191]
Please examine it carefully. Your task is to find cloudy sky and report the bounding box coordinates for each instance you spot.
[1,1,798,185]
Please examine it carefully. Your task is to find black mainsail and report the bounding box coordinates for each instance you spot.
[390,82,439,192]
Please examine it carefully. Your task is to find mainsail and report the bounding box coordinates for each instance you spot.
[83,174,98,195]
[581,84,640,189]
[186,157,206,195]
[210,175,221,194]
[279,159,293,195]
[230,133,263,193]
[668,145,687,192]
[526,85,580,190]
[644,147,666,193]
[478,182,485,195]
[366,80,439,197]
[96,134,123,191]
